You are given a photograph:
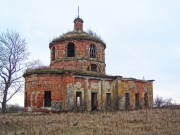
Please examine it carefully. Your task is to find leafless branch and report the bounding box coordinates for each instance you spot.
[0,30,29,113]
[6,83,23,102]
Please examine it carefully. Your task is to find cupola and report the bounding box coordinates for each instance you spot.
[74,17,84,31]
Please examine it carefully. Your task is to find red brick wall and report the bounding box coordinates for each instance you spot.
[24,73,153,112]
[24,74,64,111]
[119,80,153,109]
[50,40,106,74]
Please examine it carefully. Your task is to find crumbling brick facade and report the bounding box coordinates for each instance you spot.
[24,17,154,112]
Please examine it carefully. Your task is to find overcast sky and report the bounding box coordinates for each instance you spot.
[0,0,180,106]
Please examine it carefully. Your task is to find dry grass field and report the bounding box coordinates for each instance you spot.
[0,109,179,135]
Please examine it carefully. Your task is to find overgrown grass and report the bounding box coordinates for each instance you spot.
[23,66,108,78]
[0,109,179,135]
[49,30,106,48]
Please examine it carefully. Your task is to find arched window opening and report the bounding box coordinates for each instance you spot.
[67,43,75,57]
[89,44,96,58]
[91,64,97,72]
[51,47,55,61]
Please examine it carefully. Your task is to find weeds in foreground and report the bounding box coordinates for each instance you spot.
[0,109,179,135]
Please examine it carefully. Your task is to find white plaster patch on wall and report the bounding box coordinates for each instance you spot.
[30,91,40,107]
[27,107,32,112]
[66,83,74,110]
[91,83,98,90]
[75,82,82,89]
[67,83,73,89]
[144,86,148,93]
[105,82,111,90]
[130,83,135,89]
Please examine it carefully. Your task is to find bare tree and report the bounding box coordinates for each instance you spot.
[154,96,164,108]
[154,96,176,109]
[163,98,173,107]
[0,30,29,113]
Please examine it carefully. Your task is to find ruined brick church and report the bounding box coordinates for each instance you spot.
[23,17,154,112]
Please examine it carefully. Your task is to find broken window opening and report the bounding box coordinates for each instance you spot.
[51,47,55,61]
[67,42,75,57]
[89,44,96,58]
[44,91,51,107]
[125,93,130,110]
[144,93,148,107]
[106,93,111,107]
[76,92,82,107]
[135,93,140,109]
[91,93,98,110]
[91,64,97,72]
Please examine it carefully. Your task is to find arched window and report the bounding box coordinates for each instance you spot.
[51,47,55,61]
[89,44,96,58]
[67,43,75,57]
[91,64,97,71]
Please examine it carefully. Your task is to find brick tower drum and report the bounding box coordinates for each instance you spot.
[49,17,106,74]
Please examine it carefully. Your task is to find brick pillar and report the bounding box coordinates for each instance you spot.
[101,80,105,110]
[63,72,74,111]
[84,78,88,111]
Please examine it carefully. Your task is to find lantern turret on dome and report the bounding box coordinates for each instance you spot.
[74,17,84,31]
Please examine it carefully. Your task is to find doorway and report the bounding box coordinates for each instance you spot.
[91,93,98,110]
[106,93,111,109]
[144,93,148,108]
[135,93,140,109]
[125,93,130,110]
[44,91,51,107]
[76,92,82,110]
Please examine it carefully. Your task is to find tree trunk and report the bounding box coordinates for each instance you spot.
[1,87,8,113]
[2,101,6,113]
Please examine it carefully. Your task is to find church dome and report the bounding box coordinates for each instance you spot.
[49,31,106,48]
[49,17,106,48]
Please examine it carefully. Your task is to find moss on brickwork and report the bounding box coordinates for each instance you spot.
[23,67,109,78]
[49,31,106,48]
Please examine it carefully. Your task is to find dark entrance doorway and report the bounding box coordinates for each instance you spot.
[91,93,98,110]
[125,93,130,110]
[106,93,111,110]
[76,92,82,111]
[44,91,51,107]
[144,93,148,108]
[135,93,140,109]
